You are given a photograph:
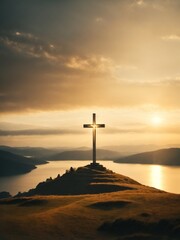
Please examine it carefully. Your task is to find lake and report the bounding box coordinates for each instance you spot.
[0,160,180,195]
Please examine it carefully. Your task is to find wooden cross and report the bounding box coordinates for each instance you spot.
[83,113,105,164]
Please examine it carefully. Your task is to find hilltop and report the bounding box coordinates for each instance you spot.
[115,148,180,165]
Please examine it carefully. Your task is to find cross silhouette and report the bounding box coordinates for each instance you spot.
[83,113,105,164]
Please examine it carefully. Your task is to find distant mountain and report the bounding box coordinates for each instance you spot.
[114,148,180,166]
[0,150,37,177]
[102,144,162,156]
[0,146,57,160]
[44,149,121,161]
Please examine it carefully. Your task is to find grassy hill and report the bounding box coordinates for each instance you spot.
[0,163,180,239]
[115,148,180,165]
[0,150,48,177]
[17,163,140,196]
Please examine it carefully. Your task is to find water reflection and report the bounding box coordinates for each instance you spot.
[150,165,163,190]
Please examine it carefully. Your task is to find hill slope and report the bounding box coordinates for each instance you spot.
[115,148,180,165]
[0,150,37,176]
[18,163,157,197]
[0,164,180,240]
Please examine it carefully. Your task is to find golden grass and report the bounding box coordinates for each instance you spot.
[0,190,180,240]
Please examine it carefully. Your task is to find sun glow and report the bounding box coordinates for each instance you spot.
[151,115,163,126]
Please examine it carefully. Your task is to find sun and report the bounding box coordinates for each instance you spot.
[151,115,162,126]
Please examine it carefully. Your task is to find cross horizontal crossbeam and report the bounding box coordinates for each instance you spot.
[83,124,105,128]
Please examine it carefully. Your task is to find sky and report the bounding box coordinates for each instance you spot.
[0,0,180,149]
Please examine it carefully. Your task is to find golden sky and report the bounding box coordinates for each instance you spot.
[0,0,180,148]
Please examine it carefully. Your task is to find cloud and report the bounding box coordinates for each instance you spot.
[131,0,164,10]
[104,126,147,134]
[0,31,60,63]
[136,0,146,7]
[1,0,180,113]
[1,124,179,137]
[0,31,114,72]
[66,55,113,72]
[0,128,83,136]
[95,17,104,23]
[162,35,180,41]
[0,56,180,113]
[104,125,180,135]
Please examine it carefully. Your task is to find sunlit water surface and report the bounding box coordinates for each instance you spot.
[0,161,180,195]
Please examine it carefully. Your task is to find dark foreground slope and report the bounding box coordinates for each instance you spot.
[115,148,180,165]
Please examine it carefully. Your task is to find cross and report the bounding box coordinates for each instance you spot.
[83,113,105,164]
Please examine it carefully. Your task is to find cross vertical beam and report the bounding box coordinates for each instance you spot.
[83,113,105,164]
[93,113,96,164]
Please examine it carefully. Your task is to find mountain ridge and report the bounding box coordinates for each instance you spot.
[0,150,36,177]
[44,149,121,161]
[0,150,47,177]
[114,148,180,165]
